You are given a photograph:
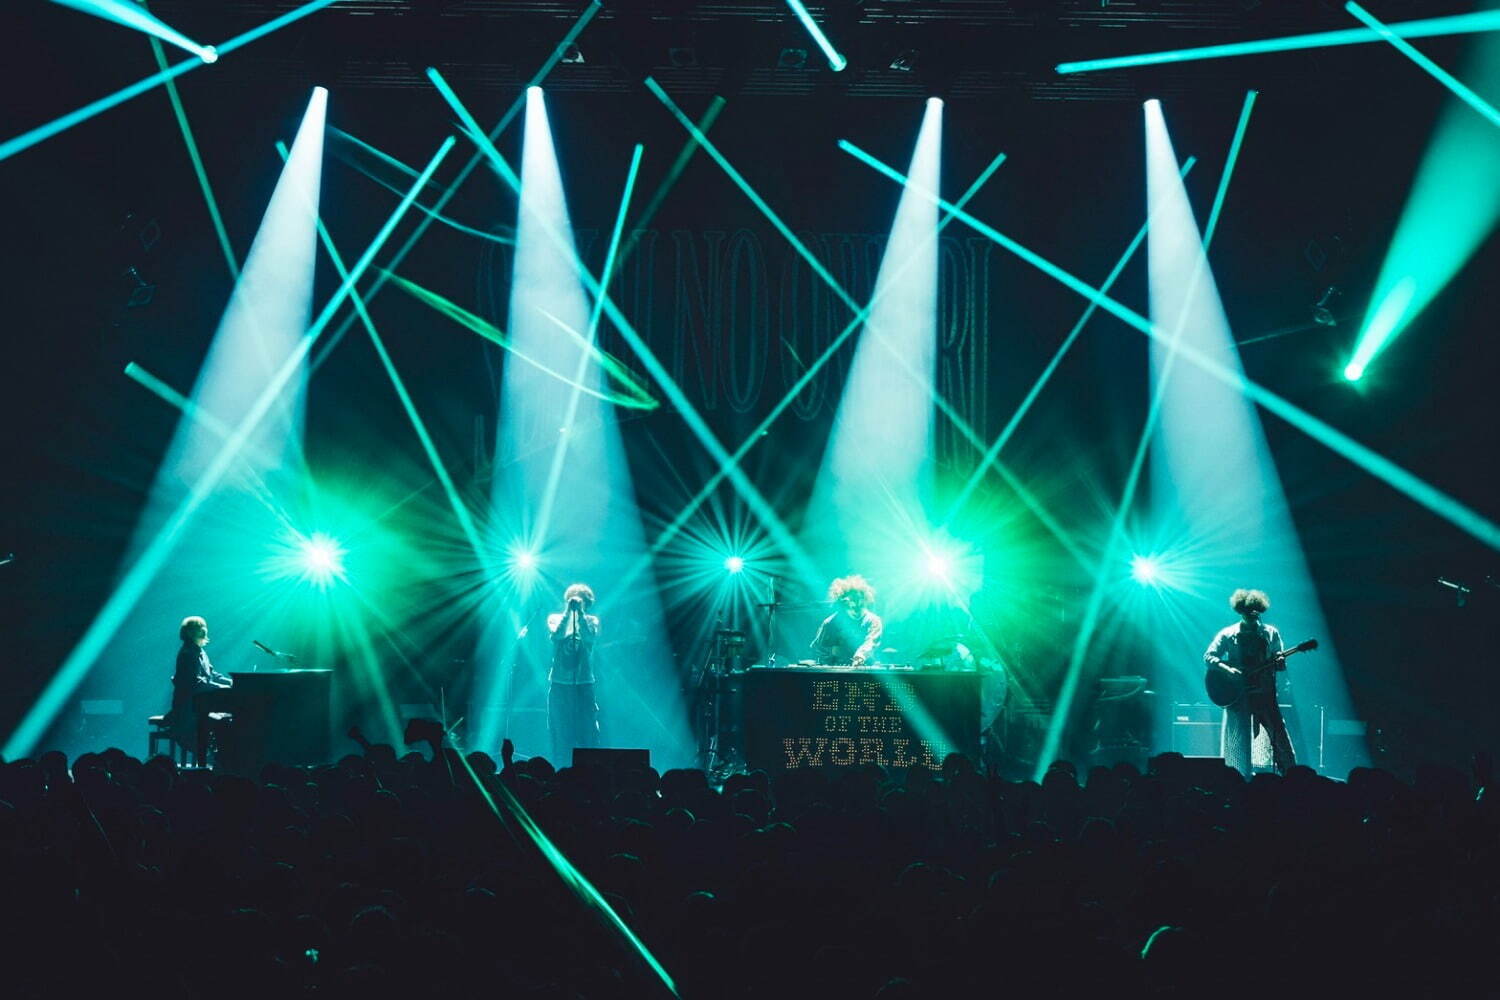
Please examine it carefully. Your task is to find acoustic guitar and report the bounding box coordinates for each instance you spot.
[1203,638,1318,707]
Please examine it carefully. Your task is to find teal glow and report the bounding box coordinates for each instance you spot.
[1348,275,1416,378]
[1056,9,1500,74]
[308,1,602,373]
[1130,555,1160,585]
[2,137,456,760]
[0,0,339,163]
[1347,3,1500,129]
[839,138,1500,552]
[295,532,347,586]
[725,555,745,573]
[52,0,217,62]
[1346,9,1500,379]
[786,0,848,71]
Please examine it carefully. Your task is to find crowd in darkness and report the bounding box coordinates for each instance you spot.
[1,739,1494,999]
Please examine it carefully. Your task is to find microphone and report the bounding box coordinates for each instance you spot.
[253,640,276,655]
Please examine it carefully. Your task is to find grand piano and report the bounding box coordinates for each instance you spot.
[196,669,332,772]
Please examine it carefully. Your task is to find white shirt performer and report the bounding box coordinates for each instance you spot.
[546,582,601,763]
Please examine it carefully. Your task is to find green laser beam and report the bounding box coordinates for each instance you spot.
[277,140,494,577]
[647,78,1090,566]
[445,734,679,996]
[122,361,287,476]
[839,138,1500,552]
[2,136,456,760]
[144,6,238,279]
[383,271,658,411]
[0,0,340,163]
[1055,9,1500,75]
[535,144,646,549]
[1346,3,1500,129]
[615,95,727,269]
[307,1,602,372]
[329,126,516,245]
[610,137,1010,597]
[432,69,829,592]
[1204,91,1257,246]
[945,157,1199,524]
[1037,93,1256,779]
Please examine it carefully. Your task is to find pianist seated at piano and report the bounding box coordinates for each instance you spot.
[167,615,233,755]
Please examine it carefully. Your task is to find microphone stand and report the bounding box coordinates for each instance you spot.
[755,575,781,668]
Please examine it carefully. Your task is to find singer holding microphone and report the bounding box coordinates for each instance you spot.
[546,582,601,763]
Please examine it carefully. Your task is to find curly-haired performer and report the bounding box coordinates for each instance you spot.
[1204,588,1296,776]
[811,575,883,666]
[546,583,601,763]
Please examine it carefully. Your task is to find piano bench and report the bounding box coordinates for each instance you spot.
[147,715,189,766]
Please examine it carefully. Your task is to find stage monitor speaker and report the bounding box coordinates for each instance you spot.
[572,748,651,772]
[1172,702,1221,757]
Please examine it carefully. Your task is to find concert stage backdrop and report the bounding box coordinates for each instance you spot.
[1,23,1495,771]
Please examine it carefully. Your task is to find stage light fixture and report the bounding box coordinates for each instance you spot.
[560,43,585,64]
[1129,555,1160,585]
[923,551,953,581]
[669,46,699,68]
[785,0,848,72]
[299,533,346,585]
[725,555,745,573]
[778,47,809,69]
[890,48,918,72]
[512,548,539,572]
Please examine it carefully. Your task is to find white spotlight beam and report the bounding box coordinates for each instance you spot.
[533,144,645,550]
[3,131,457,759]
[808,99,942,585]
[51,0,218,62]
[430,72,826,591]
[0,0,340,163]
[646,80,1090,564]
[838,141,1500,552]
[307,1,603,372]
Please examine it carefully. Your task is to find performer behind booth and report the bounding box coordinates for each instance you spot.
[168,615,233,755]
[811,574,883,666]
[1204,588,1296,776]
[547,582,601,762]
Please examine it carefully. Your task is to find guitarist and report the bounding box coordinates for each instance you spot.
[1204,588,1296,776]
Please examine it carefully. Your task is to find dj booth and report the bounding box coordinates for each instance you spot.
[738,666,980,773]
